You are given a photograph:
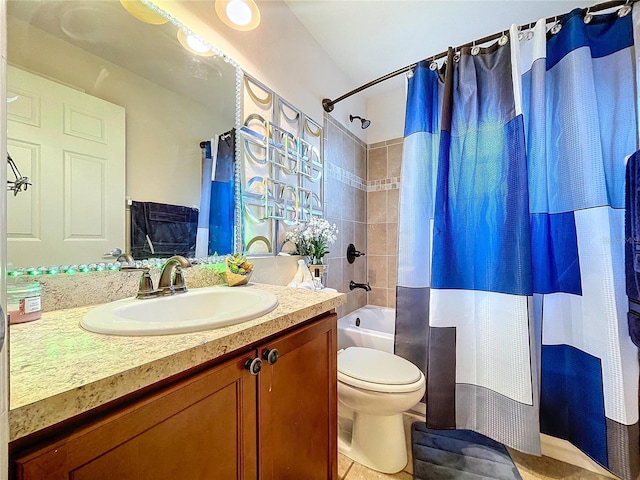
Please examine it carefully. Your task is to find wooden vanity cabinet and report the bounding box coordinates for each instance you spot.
[12,312,337,480]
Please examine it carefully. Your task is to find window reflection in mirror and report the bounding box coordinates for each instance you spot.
[6,0,238,268]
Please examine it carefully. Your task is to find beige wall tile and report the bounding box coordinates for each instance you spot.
[387,289,396,308]
[355,143,367,180]
[369,140,386,149]
[368,223,387,255]
[387,189,399,223]
[343,185,356,222]
[340,221,355,260]
[387,255,398,289]
[367,255,388,288]
[367,190,387,224]
[354,222,367,254]
[387,143,403,178]
[368,287,387,307]
[327,257,343,291]
[386,137,404,146]
[354,288,367,309]
[342,131,355,174]
[387,222,398,255]
[368,147,387,181]
[355,189,367,223]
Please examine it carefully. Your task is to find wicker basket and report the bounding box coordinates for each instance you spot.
[224,260,252,286]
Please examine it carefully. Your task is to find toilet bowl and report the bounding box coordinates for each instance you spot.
[337,347,425,474]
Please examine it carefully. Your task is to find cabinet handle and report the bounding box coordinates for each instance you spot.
[262,348,280,365]
[245,357,262,375]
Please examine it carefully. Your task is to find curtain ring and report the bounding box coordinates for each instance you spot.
[429,56,438,71]
[471,40,480,56]
[406,68,414,79]
[453,51,461,63]
[517,26,524,42]
[618,0,631,17]
[550,16,562,35]
[498,32,508,46]
[584,7,593,24]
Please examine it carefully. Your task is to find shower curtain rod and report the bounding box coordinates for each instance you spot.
[321,0,635,113]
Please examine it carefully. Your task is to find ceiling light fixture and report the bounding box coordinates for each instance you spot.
[215,0,261,31]
[177,29,216,57]
[349,115,371,129]
[119,0,168,25]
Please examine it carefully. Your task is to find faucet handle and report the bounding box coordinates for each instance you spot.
[135,267,157,299]
[172,266,187,294]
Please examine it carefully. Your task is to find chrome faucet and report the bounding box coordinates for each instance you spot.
[349,281,371,292]
[157,255,192,295]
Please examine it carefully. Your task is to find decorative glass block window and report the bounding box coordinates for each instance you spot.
[240,74,324,255]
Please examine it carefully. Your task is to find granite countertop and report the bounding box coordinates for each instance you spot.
[9,283,345,442]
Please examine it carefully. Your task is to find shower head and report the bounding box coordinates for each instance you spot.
[349,114,371,129]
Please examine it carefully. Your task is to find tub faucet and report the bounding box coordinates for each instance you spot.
[350,281,371,292]
[157,255,192,295]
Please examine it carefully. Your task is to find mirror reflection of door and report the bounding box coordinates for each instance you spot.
[7,65,126,267]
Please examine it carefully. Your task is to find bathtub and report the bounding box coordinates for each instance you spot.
[338,305,395,353]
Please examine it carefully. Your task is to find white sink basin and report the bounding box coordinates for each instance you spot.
[81,286,279,336]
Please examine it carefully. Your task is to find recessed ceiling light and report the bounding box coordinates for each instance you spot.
[177,29,216,57]
[215,0,261,31]
[119,0,169,25]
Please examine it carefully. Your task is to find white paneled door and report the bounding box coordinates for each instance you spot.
[6,65,125,267]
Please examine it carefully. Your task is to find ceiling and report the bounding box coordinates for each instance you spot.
[284,0,602,98]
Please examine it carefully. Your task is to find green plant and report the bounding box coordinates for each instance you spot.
[227,253,253,275]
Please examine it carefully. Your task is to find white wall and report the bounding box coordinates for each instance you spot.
[366,86,406,144]
[152,0,368,142]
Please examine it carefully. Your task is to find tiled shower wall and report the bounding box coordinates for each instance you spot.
[323,114,368,317]
[366,137,403,308]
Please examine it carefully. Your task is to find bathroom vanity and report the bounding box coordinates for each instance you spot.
[8,284,345,479]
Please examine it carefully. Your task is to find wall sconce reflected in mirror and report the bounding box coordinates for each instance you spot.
[349,115,371,129]
[119,0,169,25]
[177,29,217,57]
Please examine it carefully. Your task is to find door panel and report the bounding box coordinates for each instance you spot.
[7,65,125,266]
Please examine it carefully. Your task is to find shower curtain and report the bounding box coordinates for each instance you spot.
[395,6,640,480]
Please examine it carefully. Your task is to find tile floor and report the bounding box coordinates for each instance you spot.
[337,413,614,480]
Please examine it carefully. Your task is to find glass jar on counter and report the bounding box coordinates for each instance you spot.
[7,276,42,324]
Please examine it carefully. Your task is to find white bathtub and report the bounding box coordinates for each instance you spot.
[338,305,395,353]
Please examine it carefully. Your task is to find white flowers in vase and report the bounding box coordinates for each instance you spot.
[285,217,338,265]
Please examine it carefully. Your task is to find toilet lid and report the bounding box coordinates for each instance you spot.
[338,347,422,385]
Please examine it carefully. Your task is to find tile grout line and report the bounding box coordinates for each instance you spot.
[341,461,354,480]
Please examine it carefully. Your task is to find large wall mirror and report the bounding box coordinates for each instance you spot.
[6,0,240,269]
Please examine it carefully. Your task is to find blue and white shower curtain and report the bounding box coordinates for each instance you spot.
[396,6,640,479]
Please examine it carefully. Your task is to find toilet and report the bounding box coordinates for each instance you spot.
[337,346,426,474]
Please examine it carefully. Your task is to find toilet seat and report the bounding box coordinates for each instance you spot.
[338,347,424,393]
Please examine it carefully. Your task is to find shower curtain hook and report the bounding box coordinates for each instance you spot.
[429,55,438,71]
[471,40,480,56]
[550,16,562,35]
[498,31,508,46]
[618,0,631,17]
[453,49,461,63]
[584,6,593,24]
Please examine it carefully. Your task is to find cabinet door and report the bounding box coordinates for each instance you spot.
[15,354,258,480]
[258,313,337,480]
